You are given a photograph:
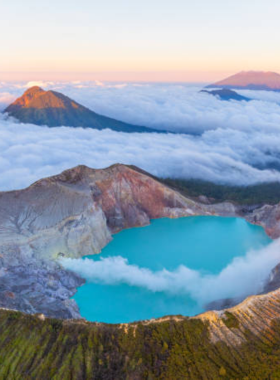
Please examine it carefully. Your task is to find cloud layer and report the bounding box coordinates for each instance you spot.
[62,238,280,308]
[1,81,280,190]
[2,115,280,190]
[1,80,280,133]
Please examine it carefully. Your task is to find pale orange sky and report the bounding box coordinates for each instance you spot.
[0,71,236,83]
[1,0,280,82]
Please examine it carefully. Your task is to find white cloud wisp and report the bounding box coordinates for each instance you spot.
[62,238,280,309]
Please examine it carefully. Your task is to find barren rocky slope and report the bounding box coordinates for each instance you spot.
[0,163,280,320]
[4,86,160,133]
[207,70,280,91]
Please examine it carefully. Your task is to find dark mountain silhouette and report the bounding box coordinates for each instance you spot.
[4,86,162,133]
[201,88,250,101]
[207,71,280,91]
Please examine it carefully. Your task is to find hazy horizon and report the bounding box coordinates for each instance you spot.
[0,70,241,83]
[2,69,280,84]
[2,0,280,82]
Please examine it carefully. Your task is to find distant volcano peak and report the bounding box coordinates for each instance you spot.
[207,70,280,91]
[24,86,44,94]
[10,86,45,109]
[4,87,162,133]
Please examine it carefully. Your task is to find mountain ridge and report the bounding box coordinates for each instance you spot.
[207,70,280,91]
[201,88,250,101]
[1,285,280,378]
[4,87,163,133]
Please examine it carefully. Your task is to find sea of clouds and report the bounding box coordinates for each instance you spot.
[1,80,280,190]
[62,238,280,308]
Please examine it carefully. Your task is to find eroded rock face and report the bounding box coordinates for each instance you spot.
[197,288,280,346]
[0,163,280,319]
[262,263,280,294]
[244,204,280,239]
[0,262,83,319]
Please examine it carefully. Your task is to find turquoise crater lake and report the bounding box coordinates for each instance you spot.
[70,217,272,323]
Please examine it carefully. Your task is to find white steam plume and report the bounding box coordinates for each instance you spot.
[62,239,280,307]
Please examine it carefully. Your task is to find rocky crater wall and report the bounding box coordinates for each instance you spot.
[0,164,279,320]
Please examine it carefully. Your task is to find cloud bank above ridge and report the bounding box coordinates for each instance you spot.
[1,81,280,190]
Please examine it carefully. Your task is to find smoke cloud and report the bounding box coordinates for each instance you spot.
[62,239,280,308]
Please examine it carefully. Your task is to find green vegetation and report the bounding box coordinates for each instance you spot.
[1,310,280,379]
[222,312,240,329]
[160,178,280,205]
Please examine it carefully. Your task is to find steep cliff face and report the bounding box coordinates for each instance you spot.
[244,203,280,239]
[76,164,212,232]
[0,163,241,264]
[198,288,280,345]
